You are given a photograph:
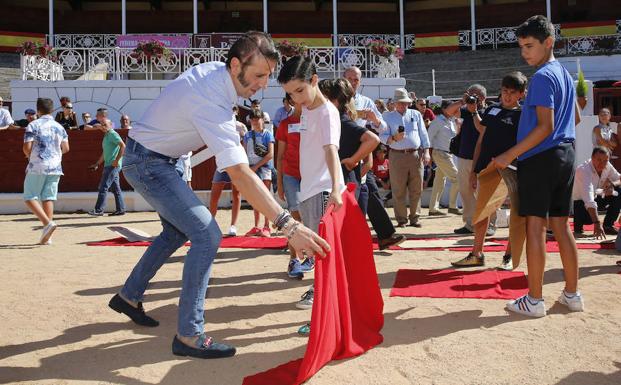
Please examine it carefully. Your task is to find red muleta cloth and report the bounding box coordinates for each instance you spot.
[243,183,384,385]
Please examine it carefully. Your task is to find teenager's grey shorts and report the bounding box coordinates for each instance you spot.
[299,191,330,233]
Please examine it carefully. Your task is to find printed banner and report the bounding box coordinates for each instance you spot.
[116,34,191,49]
[271,34,332,47]
[193,33,244,48]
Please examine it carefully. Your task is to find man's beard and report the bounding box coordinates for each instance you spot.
[237,66,250,89]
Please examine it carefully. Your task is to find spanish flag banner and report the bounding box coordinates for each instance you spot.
[0,31,46,53]
[560,21,617,38]
[271,34,333,47]
[414,31,459,52]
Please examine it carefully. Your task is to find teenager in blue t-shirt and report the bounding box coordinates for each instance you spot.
[492,15,584,317]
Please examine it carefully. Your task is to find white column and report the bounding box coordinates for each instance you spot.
[546,0,551,22]
[48,0,54,46]
[332,0,338,47]
[470,0,476,51]
[193,0,198,34]
[263,0,268,33]
[121,0,127,34]
[399,0,404,49]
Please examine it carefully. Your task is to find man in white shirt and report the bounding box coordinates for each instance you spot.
[107,32,330,360]
[572,146,621,237]
[0,96,14,130]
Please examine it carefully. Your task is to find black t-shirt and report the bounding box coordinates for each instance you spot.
[474,103,521,173]
[339,113,368,183]
[458,106,484,160]
[14,119,29,127]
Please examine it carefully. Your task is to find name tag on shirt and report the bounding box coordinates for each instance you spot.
[299,115,307,131]
[288,123,301,133]
[487,107,501,116]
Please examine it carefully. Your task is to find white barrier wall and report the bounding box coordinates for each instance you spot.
[10,77,406,122]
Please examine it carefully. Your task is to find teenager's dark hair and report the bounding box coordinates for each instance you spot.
[37,98,54,114]
[249,108,264,120]
[516,15,555,43]
[284,93,293,103]
[226,31,280,69]
[592,146,610,157]
[277,56,316,84]
[318,78,356,117]
[501,71,528,92]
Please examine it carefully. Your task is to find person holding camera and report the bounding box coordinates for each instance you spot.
[244,108,275,237]
[381,88,431,228]
[454,84,490,235]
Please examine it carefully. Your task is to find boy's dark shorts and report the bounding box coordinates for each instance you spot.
[517,142,575,218]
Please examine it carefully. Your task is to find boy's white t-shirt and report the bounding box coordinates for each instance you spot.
[299,101,345,202]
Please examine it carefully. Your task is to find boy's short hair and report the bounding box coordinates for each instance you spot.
[592,146,610,157]
[249,109,264,120]
[516,15,555,43]
[36,98,54,115]
[501,71,528,92]
[277,56,316,84]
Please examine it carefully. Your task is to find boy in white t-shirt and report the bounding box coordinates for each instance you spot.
[278,56,345,323]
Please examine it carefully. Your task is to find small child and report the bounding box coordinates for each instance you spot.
[493,15,583,317]
[277,56,344,330]
[243,108,275,237]
[22,97,70,244]
[592,107,616,151]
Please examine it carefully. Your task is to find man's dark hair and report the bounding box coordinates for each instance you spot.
[277,56,316,84]
[501,71,528,92]
[226,31,280,69]
[516,15,555,43]
[592,146,611,157]
[36,98,54,114]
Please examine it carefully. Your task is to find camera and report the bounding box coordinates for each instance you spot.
[398,125,405,133]
[465,94,478,104]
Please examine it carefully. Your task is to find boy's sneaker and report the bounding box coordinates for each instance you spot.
[300,257,315,273]
[245,227,262,237]
[228,225,237,237]
[506,295,546,317]
[558,290,584,312]
[88,209,104,216]
[454,226,474,234]
[497,254,513,271]
[260,226,271,237]
[40,221,57,245]
[451,253,485,267]
[287,259,304,280]
[296,288,314,310]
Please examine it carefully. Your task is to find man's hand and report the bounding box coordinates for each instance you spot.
[111,159,119,168]
[341,157,358,171]
[593,222,606,240]
[491,151,515,170]
[277,180,285,201]
[288,222,331,259]
[393,131,405,142]
[365,110,380,126]
[328,191,343,212]
[470,171,478,190]
[250,164,259,172]
[422,152,431,166]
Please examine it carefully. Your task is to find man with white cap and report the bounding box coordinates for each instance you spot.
[381,88,431,227]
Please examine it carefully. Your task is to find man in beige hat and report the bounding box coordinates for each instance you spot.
[380,88,431,227]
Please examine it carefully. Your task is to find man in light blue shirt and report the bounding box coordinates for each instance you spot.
[272,97,294,129]
[344,66,387,133]
[381,88,431,227]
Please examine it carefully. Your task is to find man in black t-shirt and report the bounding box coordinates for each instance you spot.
[451,72,528,269]
[9,108,36,129]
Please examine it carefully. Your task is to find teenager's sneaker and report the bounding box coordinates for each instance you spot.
[88,209,104,216]
[40,221,57,245]
[451,253,485,267]
[245,227,262,237]
[497,254,513,271]
[297,323,311,336]
[296,288,314,310]
[260,226,271,237]
[486,225,496,237]
[429,210,445,216]
[558,290,584,312]
[448,207,463,215]
[228,225,237,237]
[454,226,474,234]
[108,211,126,216]
[506,295,546,317]
[287,259,304,280]
[300,257,315,273]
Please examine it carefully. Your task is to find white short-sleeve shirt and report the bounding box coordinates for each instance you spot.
[298,101,345,202]
[0,108,14,127]
[129,62,248,172]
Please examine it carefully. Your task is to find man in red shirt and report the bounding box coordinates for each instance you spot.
[415,98,436,128]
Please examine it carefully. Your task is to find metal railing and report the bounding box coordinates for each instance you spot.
[23,46,400,81]
[20,55,64,81]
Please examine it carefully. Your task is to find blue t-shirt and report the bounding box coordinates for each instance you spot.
[517,60,576,160]
[243,129,274,165]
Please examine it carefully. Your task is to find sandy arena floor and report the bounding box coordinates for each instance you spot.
[0,206,620,385]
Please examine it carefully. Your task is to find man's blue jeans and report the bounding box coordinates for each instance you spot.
[94,166,125,213]
[120,138,222,337]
